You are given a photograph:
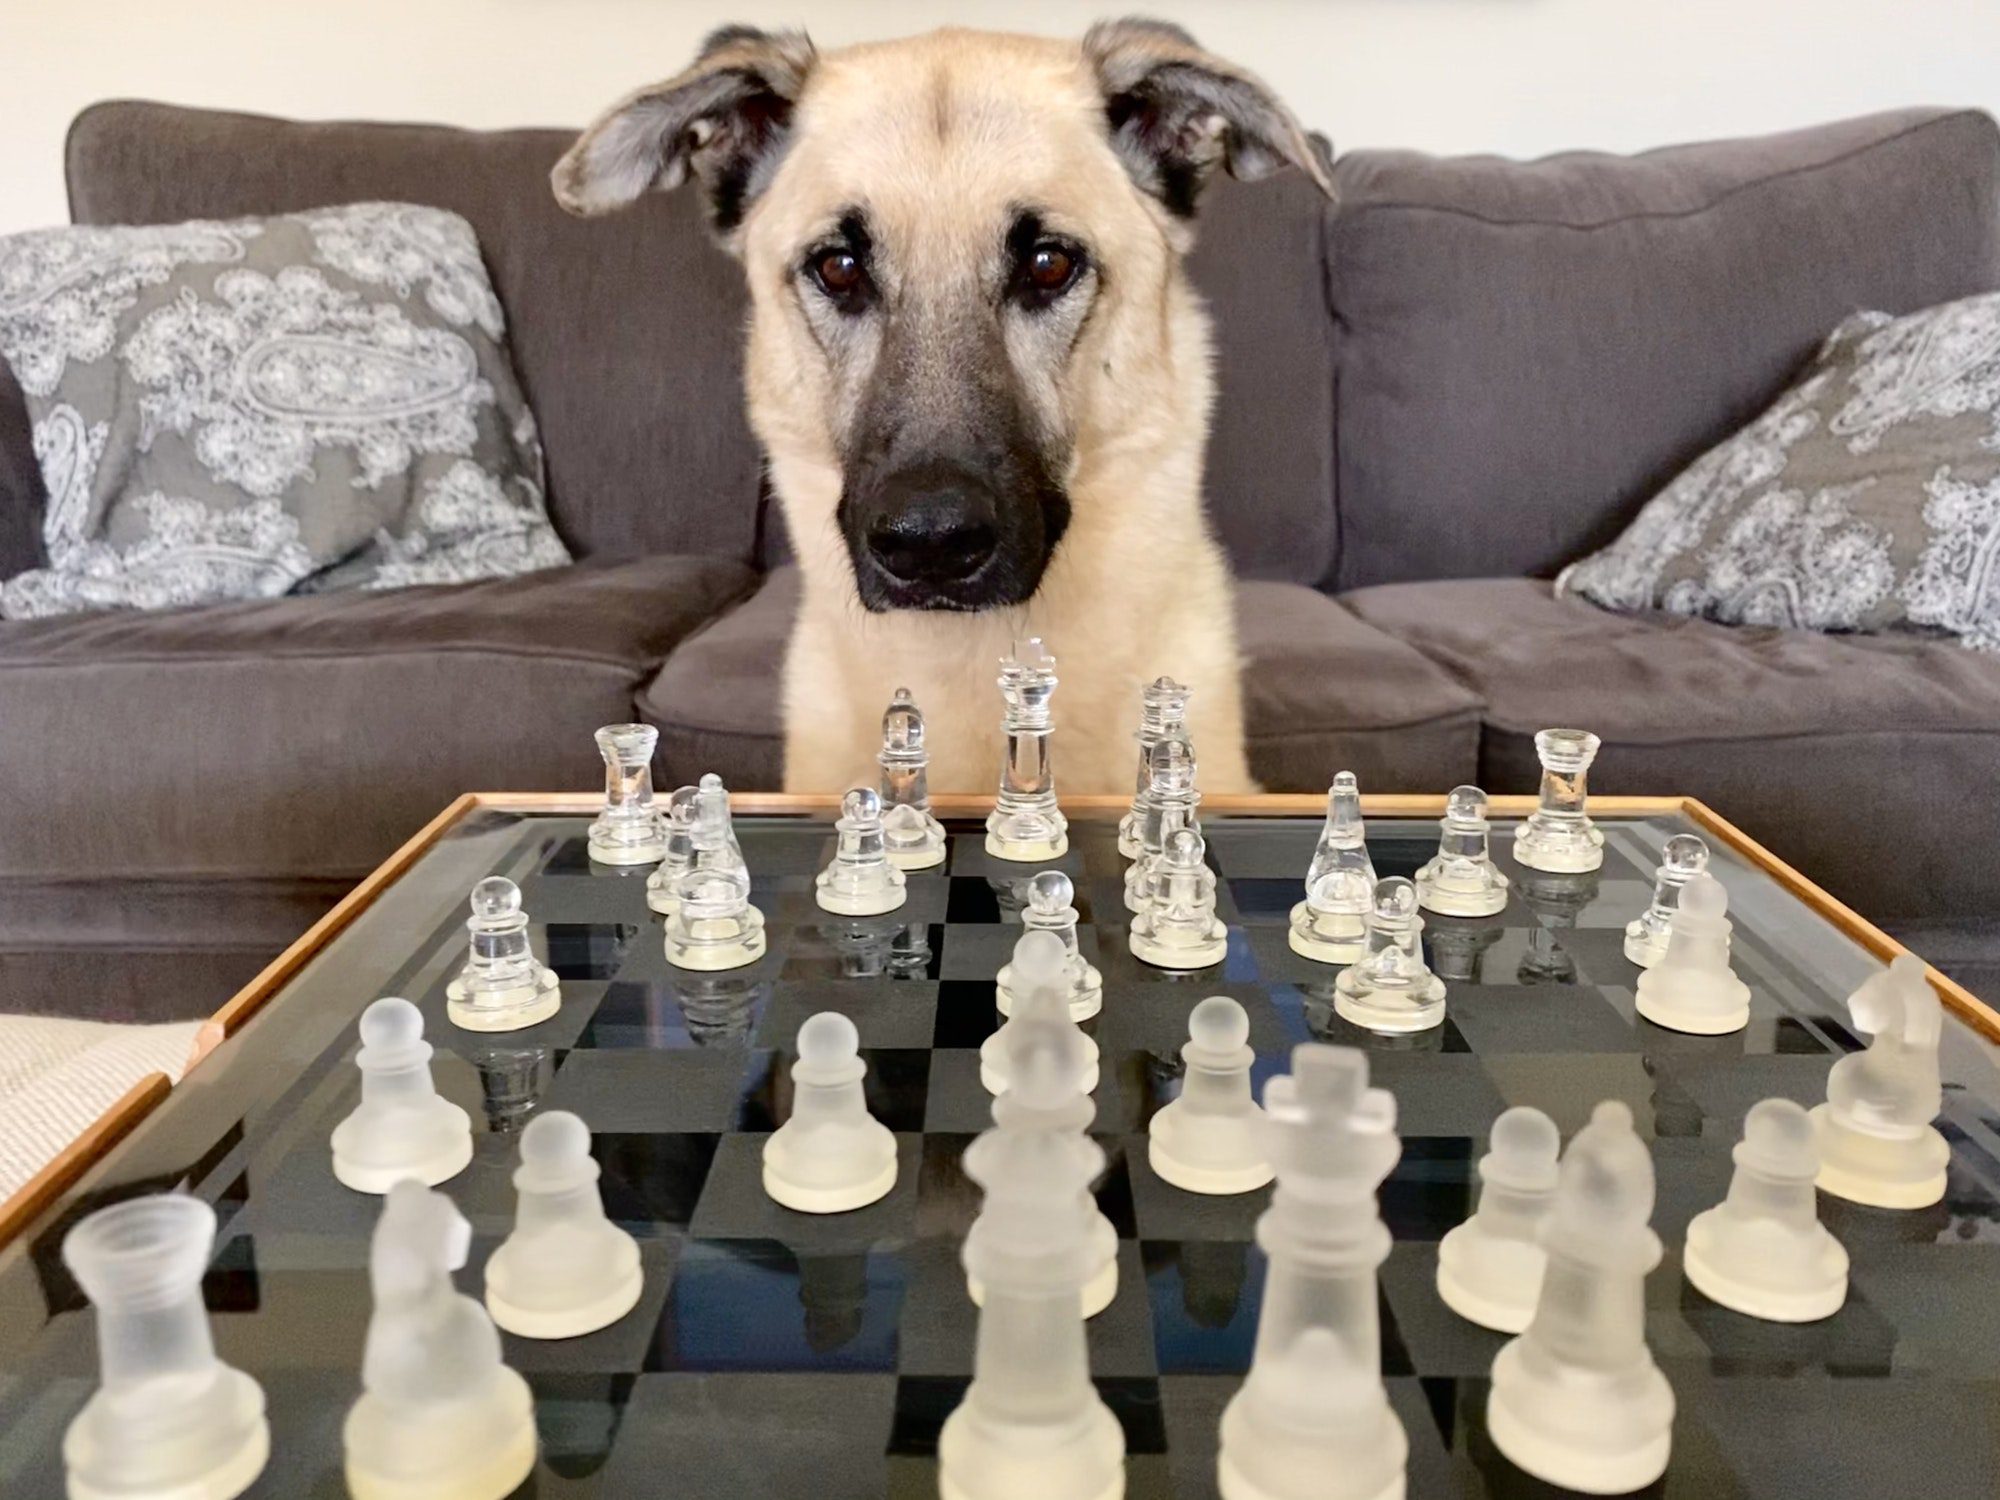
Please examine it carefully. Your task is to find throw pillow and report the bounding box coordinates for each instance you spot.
[1556,291,2000,653]
[0,202,570,619]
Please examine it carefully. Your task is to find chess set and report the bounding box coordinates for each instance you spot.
[10,640,2000,1500]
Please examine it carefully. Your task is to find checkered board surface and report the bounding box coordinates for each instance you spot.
[4,811,2000,1500]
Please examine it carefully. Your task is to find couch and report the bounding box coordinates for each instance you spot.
[4,100,1997,1015]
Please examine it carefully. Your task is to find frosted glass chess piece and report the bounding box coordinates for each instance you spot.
[1487,1100,1673,1495]
[62,1195,269,1500]
[332,997,473,1193]
[815,787,909,916]
[645,784,700,916]
[484,1111,644,1339]
[587,723,667,864]
[1334,878,1447,1034]
[1812,954,1950,1209]
[344,1181,537,1500]
[1287,772,1376,963]
[664,773,766,971]
[1685,1098,1848,1321]
[1149,996,1273,1195]
[1512,727,1605,873]
[1435,1106,1560,1333]
[969,1014,1119,1318]
[1124,733,1201,913]
[1216,1046,1407,1500]
[986,637,1069,861]
[445,877,560,1032]
[937,1126,1125,1500]
[997,870,1102,1020]
[1625,834,1709,968]
[1634,873,1750,1034]
[1118,675,1193,860]
[1414,785,1509,918]
[984,929,1100,1095]
[1130,827,1229,970]
[762,1012,899,1213]
[878,687,948,870]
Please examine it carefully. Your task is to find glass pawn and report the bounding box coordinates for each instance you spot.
[1149,996,1273,1195]
[445,876,560,1032]
[985,637,1069,861]
[331,997,473,1193]
[762,1012,899,1213]
[485,1111,644,1339]
[1333,878,1446,1034]
[1131,827,1228,970]
[1633,873,1749,1034]
[1125,733,1201,914]
[645,784,701,916]
[62,1195,270,1500]
[1512,727,1605,873]
[1287,772,1376,964]
[1684,1098,1848,1322]
[816,786,909,916]
[1624,834,1709,968]
[1118,675,1193,859]
[587,723,667,865]
[664,774,766,971]
[879,687,948,870]
[1435,1106,1560,1333]
[997,870,1103,1020]
[1811,954,1950,1209]
[1414,785,1509,918]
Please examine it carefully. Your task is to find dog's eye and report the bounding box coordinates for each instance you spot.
[1011,238,1085,309]
[808,248,872,310]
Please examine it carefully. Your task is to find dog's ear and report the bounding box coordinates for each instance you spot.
[1084,17,1333,216]
[552,25,816,233]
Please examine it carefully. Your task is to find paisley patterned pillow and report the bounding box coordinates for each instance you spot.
[0,203,569,619]
[1557,292,2000,653]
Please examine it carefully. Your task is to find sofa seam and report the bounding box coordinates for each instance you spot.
[1331,110,1995,236]
[1481,719,1999,747]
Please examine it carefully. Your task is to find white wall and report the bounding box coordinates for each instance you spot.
[6,0,1999,233]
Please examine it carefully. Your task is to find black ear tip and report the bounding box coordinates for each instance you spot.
[700,23,767,58]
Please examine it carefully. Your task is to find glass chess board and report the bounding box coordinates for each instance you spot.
[2,802,1998,1499]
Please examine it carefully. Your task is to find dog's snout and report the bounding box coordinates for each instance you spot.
[864,467,1000,586]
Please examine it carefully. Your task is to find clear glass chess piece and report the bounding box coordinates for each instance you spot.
[1217,1046,1407,1500]
[664,774,766,971]
[1130,827,1229,971]
[1486,1100,1673,1495]
[645,784,701,915]
[1811,954,1950,1209]
[1624,834,1709,968]
[1118,676,1192,860]
[484,1111,644,1339]
[816,787,909,916]
[1684,1098,1848,1322]
[1435,1106,1560,1333]
[1512,727,1605,872]
[1634,873,1750,1034]
[762,1012,900,1213]
[985,638,1069,861]
[879,687,948,870]
[587,723,668,865]
[1414,786,1509,918]
[445,876,560,1032]
[62,1195,270,1500]
[343,1181,537,1500]
[997,870,1103,1020]
[1333,877,1447,1034]
[331,997,474,1193]
[1149,996,1273,1195]
[1287,773,1376,963]
[1125,733,1201,913]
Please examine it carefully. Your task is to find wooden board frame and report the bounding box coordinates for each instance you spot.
[3,791,1991,1250]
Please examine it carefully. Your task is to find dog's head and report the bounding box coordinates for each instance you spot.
[556,19,1331,612]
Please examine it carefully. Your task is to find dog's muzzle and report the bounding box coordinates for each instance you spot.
[842,458,1067,613]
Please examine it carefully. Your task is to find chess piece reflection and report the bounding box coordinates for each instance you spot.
[798,1252,870,1352]
[1427,915,1503,985]
[821,918,895,979]
[1178,1239,1250,1329]
[672,975,760,1047]
[468,1044,553,1134]
[887,921,933,978]
[1513,866,1600,986]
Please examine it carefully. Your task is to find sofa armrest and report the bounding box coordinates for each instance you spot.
[0,360,47,581]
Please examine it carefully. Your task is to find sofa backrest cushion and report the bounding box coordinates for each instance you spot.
[1327,108,2000,591]
[65,101,763,564]
[66,101,1341,582]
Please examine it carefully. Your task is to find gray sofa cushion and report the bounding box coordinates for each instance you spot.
[640,568,1483,794]
[1342,578,2000,924]
[1328,109,2000,591]
[0,555,754,882]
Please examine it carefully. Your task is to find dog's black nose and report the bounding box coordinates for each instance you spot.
[864,465,999,585]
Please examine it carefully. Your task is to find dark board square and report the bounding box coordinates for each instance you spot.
[647,1239,906,1373]
[582,976,769,1050]
[545,921,638,979]
[782,920,943,981]
[930,980,1003,1047]
[594,1131,722,1233]
[609,1371,895,1499]
[541,1050,764,1132]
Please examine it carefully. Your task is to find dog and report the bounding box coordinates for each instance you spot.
[555,19,1332,794]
